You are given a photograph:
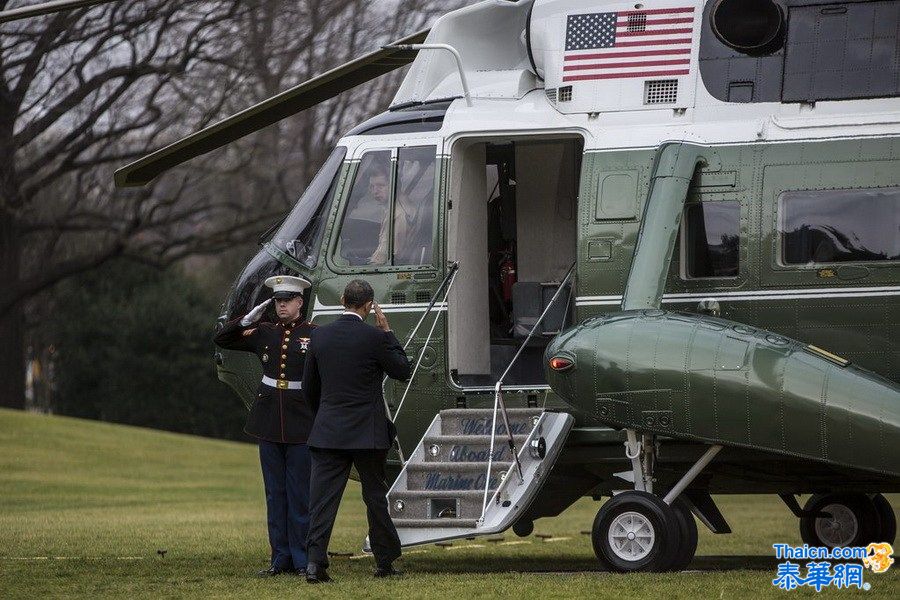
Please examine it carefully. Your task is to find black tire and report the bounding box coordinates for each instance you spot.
[512,519,534,538]
[799,493,881,548]
[668,497,699,571]
[591,491,681,573]
[871,494,897,545]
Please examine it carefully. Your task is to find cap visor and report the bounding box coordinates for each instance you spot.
[272,291,298,300]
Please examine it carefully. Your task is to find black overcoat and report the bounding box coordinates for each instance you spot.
[302,314,411,449]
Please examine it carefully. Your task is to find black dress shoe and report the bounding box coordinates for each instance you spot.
[373,565,401,578]
[256,565,291,577]
[293,568,307,577]
[305,563,331,583]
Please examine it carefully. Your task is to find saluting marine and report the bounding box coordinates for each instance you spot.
[214,275,316,577]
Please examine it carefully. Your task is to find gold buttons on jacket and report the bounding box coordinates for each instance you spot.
[282,344,288,350]
[281,354,287,359]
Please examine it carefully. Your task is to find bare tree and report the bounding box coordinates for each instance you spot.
[0,0,454,409]
[0,0,252,407]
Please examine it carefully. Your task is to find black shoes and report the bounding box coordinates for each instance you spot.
[373,565,401,578]
[305,563,332,583]
[256,565,293,577]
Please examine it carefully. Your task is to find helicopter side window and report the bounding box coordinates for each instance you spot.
[336,151,393,266]
[336,146,437,268]
[372,146,436,266]
[683,201,740,278]
[779,187,900,266]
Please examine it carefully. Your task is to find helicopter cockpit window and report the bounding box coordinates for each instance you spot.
[372,146,436,266]
[336,150,392,266]
[336,146,437,267]
[779,188,900,266]
[684,201,740,278]
[271,146,347,268]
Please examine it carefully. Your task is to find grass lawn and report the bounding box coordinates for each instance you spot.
[0,408,896,598]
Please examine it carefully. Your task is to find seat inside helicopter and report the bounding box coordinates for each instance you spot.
[447,136,582,388]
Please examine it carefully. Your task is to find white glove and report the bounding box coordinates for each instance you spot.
[240,299,272,326]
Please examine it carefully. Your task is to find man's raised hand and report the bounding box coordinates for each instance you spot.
[240,298,272,326]
[373,302,391,332]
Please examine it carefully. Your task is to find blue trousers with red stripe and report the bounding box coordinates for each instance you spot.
[258,441,311,570]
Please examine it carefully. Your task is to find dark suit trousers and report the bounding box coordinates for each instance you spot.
[259,441,311,570]
[306,448,401,568]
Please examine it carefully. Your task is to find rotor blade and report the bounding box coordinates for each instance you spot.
[0,0,122,23]
[114,28,428,187]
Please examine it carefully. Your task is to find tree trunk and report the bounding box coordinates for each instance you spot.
[0,210,25,409]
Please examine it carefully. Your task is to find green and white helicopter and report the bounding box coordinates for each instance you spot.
[7,0,899,572]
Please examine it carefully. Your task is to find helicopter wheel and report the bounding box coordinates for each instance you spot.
[667,497,699,571]
[512,518,534,538]
[592,491,681,572]
[871,494,896,544]
[799,493,881,548]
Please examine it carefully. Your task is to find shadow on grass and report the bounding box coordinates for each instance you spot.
[401,553,780,574]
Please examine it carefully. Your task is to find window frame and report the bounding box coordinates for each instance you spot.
[327,142,441,274]
[775,186,900,269]
[391,145,440,267]
[330,148,395,270]
[679,199,742,281]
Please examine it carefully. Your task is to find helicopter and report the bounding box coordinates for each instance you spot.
[6,0,898,573]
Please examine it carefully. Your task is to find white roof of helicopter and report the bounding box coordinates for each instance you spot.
[337,0,900,153]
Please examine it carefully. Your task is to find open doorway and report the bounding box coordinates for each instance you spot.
[447,135,582,388]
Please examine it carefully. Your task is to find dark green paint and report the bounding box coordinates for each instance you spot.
[217,135,900,499]
[545,310,900,478]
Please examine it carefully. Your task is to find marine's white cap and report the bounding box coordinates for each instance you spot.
[264,275,311,299]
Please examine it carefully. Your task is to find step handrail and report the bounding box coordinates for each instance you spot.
[386,262,460,462]
[479,262,576,522]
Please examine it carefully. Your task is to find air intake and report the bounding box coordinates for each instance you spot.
[644,80,678,105]
[391,292,406,305]
[711,0,785,56]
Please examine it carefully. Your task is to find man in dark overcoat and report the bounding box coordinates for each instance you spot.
[302,279,411,582]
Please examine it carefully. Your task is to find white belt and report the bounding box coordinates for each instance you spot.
[262,376,302,390]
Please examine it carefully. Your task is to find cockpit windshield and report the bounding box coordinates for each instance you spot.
[270,146,347,267]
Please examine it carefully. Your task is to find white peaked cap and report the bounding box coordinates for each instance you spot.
[264,275,311,298]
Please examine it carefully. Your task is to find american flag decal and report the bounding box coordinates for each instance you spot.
[563,6,695,82]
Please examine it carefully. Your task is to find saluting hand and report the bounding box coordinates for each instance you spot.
[373,302,391,332]
[240,298,272,326]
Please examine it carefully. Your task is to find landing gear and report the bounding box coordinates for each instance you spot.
[872,493,897,544]
[669,497,699,571]
[592,491,680,572]
[591,493,699,573]
[799,493,895,547]
[591,432,719,572]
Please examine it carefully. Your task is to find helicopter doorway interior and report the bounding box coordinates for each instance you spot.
[448,135,582,389]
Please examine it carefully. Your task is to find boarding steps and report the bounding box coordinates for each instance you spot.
[379,407,574,547]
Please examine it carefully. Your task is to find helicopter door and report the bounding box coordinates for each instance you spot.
[447,136,582,389]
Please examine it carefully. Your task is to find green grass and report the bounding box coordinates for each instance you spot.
[0,408,896,598]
